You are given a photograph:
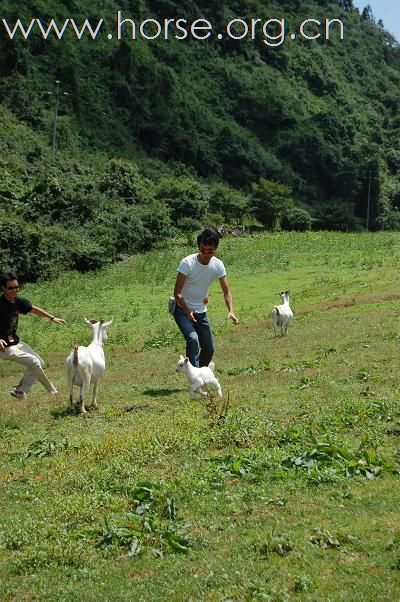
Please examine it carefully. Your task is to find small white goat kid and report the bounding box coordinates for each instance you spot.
[66,319,112,413]
[176,355,223,399]
[272,290,293,337]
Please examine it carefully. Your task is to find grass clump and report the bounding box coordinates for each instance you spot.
[94,481,191,558]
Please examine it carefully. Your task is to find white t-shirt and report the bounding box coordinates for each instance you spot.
[177,253,226,313]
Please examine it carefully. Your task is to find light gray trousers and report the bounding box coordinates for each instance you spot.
[0,341,55,394]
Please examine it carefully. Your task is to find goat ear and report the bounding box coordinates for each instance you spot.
[102,320,113,328]
[85,318,98,326]
[279,291,285,296]
[184,357,189,363]
[285,290,290,295]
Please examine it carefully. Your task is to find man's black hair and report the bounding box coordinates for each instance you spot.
[197,228,220,249]
[0,272,18,288]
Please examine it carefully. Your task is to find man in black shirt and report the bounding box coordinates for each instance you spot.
[0,272,66,400]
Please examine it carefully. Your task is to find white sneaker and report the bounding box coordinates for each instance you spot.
[10,388,27,400]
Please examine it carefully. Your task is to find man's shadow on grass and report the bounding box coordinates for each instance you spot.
[50,388,183,419]
[142,388,182,397]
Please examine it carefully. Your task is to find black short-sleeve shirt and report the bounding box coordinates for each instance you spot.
[0,295,32,346]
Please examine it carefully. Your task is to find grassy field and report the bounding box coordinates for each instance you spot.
[1,231,400,601]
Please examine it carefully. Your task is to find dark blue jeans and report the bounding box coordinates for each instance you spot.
[174,306,214,367]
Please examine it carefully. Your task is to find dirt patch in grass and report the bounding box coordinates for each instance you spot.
[298,294,400,315]
[326,294,400,310]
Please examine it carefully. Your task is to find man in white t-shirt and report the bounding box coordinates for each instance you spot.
[173,228,238,367]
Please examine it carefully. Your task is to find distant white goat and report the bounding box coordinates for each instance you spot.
[176,355,223,400]
[66,319,112,413]
[272,290,293,337]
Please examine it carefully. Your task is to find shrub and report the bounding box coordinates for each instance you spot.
[139,201,175,245]
[208,183,249,224]
[0,212,106,281]
[376,209,400,231]
[155,176,209,224]
[281,206,313,231]
[314,201,357,232]
[99,159,152,204]
[176,217,203,232]
[251,179,294,229]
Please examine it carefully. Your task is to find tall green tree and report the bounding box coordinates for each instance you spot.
[251,179,294,230]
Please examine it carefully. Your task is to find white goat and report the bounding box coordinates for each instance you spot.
[176,355,223,400]
[66,319,112,413]
[272,290,293,337]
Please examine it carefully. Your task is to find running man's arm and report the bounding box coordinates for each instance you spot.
[31,306,66,325]
[219,276,238,325]
[174,273,197,322]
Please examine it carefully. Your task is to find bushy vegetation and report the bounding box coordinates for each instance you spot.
[0,0,400,279]
[281,205,313,231]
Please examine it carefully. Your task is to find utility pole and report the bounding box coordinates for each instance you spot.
[366,170,371,232]
[47,80,68,158]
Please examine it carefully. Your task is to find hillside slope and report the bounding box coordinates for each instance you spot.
[0,0,400,277]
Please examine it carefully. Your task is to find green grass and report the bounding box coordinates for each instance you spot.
[1,232,400,601]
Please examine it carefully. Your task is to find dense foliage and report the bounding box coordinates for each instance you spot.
[0,0,399,278]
